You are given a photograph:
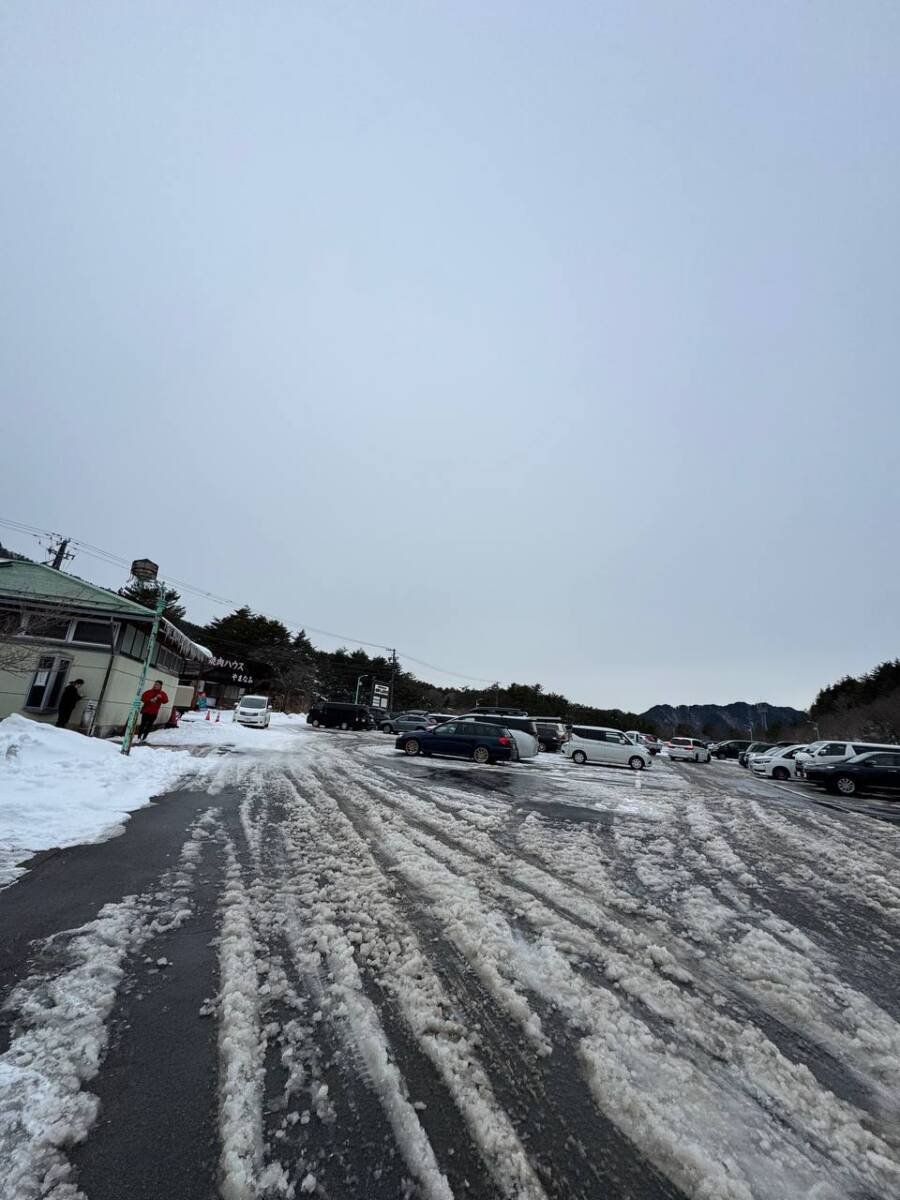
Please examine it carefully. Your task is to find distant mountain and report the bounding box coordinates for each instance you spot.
[639,701,809,739]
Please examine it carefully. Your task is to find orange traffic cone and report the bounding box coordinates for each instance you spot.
[205,710,211,721]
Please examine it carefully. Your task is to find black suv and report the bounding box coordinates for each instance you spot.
[712,740,752,760]
[307,703,373,731]
[459,712,541,746]
[533,720,568,752]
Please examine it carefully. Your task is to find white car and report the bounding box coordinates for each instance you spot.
[666,737,711,763]
[751,744,809,780]
[234,695,272,728]
[562,726,651,770]
[795,739,900,775]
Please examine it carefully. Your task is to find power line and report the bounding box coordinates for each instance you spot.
[0,517,499,686]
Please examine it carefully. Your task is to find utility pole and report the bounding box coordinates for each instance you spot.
[45,537,74,570]
[388,649,397,712]
[121,559,166,756]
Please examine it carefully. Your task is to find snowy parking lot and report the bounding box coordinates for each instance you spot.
[2,717,899,1200]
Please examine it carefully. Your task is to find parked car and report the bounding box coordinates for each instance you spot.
[712,740,752,760]
[626,730,662,755]
[803,750,900,797]
[750,744,809,780]
[739,742,773,767]
[470,706,528,717]
[667,737,711,763]
[562,727,651,770]
[395,720,516,765]
[233,695,272,728]
[458,713,541,759]
[534,720,568,752]
[379,711,435,734]
[307,702,373,730]
[795,739,900,776]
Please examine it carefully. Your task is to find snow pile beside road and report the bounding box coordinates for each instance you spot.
[0,714,202,885]
[152,710,308,753]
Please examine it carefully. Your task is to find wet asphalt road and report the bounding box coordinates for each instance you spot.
[2,729,899,1200]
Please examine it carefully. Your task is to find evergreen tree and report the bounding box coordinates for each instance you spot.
[118,580,187,623]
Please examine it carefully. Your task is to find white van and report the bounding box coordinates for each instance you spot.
[562,726,651,770]
[795,739,900,775]
[234,695,272,728]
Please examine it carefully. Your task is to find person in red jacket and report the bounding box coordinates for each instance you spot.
[138,679,169,742]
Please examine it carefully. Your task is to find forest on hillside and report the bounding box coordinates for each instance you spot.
[810,659,900,742]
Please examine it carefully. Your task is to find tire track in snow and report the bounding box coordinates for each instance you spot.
[317,756,900,1200]
[0,808,218,1200]
[275,766,556,1200]
[326,753,900,1123]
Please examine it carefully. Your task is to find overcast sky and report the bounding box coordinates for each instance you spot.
[2,2,898,712]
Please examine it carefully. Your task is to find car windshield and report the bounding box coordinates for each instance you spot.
[240,697,266,709]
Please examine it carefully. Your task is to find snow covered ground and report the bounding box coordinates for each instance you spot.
[0,713,208,885]
[2,719,899,1199]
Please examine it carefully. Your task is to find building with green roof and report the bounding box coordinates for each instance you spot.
[0,559,210,736]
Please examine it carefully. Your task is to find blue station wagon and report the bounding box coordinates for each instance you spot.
[395,720,515,765]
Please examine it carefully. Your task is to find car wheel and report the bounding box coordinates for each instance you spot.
[572,750,587,765]
[772,766,790,781]
[311,719,320,728]
[629,756,645,771]
[381,724,392,734]
[404,739,421,756]
[835,775,857,796]
[472,745,491,765]
[340,721,349,730]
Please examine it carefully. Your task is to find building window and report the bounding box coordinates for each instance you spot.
[72,620,114,645]
[25,655,71,712]
[24,616,72,641]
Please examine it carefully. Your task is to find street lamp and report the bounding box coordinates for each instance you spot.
[120,558,166,756]
[354,673,369,704]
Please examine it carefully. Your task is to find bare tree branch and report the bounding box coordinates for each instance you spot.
[0,604,68,675]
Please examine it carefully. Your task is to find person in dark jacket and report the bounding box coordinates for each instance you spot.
[56,679,85,728]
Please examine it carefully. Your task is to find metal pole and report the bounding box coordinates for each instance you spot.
[121,581,166,755]
[354,673,367,704]
[91,615,118,737]
[388,649,397,712]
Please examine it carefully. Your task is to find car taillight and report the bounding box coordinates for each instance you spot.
[498,736,510,745]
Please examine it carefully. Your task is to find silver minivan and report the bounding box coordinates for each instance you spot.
[234,695,272,728]
[562,726,651,770]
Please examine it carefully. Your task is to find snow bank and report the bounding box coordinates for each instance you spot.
[151,710,309,754]
[0,714,202,885]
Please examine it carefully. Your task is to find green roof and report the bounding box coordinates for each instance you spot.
[0,559,210,662]
[0,558,155,615]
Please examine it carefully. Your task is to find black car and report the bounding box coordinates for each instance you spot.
[395,720,516,765]
[712,740,752,760]
[534,720,568,752]
[307,702,373,730]
[804,751,900,797]
[459,713,541,745]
